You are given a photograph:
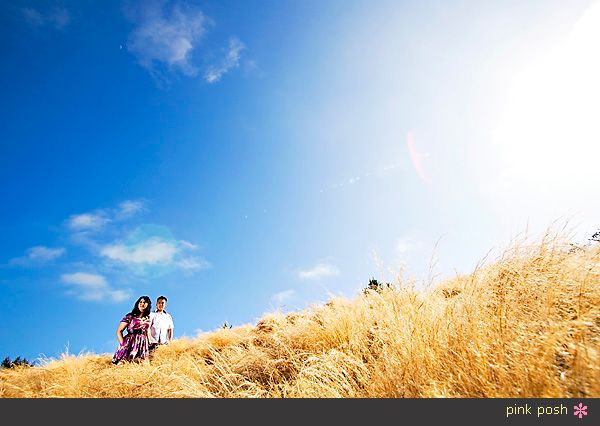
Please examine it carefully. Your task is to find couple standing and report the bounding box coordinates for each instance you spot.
[111,295,174,365]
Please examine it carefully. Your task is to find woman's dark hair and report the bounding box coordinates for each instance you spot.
[131,296,152,318]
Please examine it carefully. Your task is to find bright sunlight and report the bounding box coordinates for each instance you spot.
[492,0,600,189]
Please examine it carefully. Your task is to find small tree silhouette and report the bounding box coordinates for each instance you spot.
[569,229,600,253]
[364,278,392,294]
[1,356,32,369]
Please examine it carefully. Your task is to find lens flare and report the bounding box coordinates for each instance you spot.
[407,131,431,185]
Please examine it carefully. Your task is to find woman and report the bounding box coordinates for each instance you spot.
[112,296,152,365]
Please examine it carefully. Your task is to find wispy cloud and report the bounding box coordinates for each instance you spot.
[9,246,65,266]
[61,272,106,288]
[176,257,210,271]
[61,205,207,277]
[116,200,146,219]
[394,237,427,259]
[271,289,295,305]
[99,226,209,275]
[66,199,145,232]
[297,263,340,280]
[67,212,109,232]
[395,239,413,256]
[125,0,207,78]
[179,240,198,250]
[125,1,247,85]
[204,37,245,83]
[7,199,207,302]
[101,238,178,264]
[22,6,70,30]
[60,272,130,302]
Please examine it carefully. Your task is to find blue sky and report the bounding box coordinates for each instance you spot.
[1,0,599,362]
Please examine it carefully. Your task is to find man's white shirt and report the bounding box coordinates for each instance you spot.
[149,310,174,344]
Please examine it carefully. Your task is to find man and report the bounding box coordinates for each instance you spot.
[149,295,174,353]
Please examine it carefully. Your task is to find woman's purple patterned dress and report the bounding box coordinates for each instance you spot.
[112,313,151,364]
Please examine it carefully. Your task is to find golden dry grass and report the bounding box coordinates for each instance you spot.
[1,232,599,398]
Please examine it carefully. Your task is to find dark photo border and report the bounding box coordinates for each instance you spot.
[1,398,596,426]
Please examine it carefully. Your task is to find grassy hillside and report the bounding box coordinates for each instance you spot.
[1,233,599,398]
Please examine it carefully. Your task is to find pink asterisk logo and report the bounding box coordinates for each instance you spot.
[574,403,588,419]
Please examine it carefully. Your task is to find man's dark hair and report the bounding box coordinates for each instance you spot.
[157,295,168,302]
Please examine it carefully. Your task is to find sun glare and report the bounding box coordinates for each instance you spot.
[492,1,600,189]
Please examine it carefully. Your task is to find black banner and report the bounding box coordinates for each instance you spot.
[0,398,596,425]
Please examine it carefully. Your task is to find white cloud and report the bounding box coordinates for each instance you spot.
[126,0,206,77]
[22,8,44,26]
[97,225,208,275]
[179,240,198,250]
[176,257,210,270]
[48,7,70,29]
[10,246,65,266]
[106,289,131,303]
[298,263,340,280]
[22,6,70,29]
[67,212,109,231]
[101,238,178,264]
[61,272,107,288]
[271,289,295,304]
[395,239,413,256]
[66,201,144,233]
[62,207,209,276]
[393,237,428,264]
[204,37,245,83]
[60,272,129,302]
[26,246,65,261]
[116,199,146,219]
